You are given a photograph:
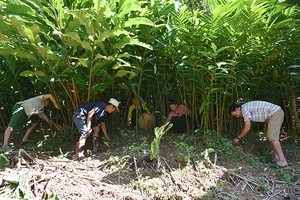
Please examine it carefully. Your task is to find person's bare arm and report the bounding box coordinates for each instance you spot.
[185,106,191,115]
[100,122,109,139]
[86,109,96,135]
[233,118,251,145]
[42,117,62,132]
[42,94,60,109]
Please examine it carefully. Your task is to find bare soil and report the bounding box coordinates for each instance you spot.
[0,127,299,200]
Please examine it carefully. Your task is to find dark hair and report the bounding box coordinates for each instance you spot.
[228,104,240,115]
[168,98,178,105]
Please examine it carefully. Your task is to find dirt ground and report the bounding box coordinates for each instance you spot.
[0,126,299,200]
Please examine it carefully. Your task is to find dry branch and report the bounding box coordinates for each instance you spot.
[230,172,261,187]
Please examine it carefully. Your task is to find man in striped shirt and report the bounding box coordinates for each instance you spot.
[229,101,288,168]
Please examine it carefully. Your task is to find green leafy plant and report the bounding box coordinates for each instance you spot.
[120,129,136,138]
[102,136,110,147]
[259,184,270,194]
[122,137,149,154]
[150,123,173,169]
[0,153,9,167]
[201,130,235,163]
[58,148,72,159]
[175,141,196,164]
[280,171,298,184]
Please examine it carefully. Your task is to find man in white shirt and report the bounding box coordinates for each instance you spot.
[2,94,61,149]
[229,101,288,168]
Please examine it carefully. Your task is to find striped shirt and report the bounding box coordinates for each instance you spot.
[241,101,281,122]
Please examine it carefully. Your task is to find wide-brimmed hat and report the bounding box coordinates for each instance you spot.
[108,98,120,112]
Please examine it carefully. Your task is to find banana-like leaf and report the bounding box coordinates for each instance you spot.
[0,154,9,167]
[19,70,45,77]
[91,83,111,94]
[68,10,95,35]
[69,57,88,68]
[124,17,155,28]
[59,70,86,85]
[9,17,27,38]
[115,70,137,79]
[4,4,33,15]
[94,28,130,45]
[113,37,153,50]
[150,140,158,160]
[64,32,93,52]
[24,24,40,44]
[117,0,142,18]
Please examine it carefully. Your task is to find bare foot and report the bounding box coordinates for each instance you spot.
[2,145,11,150]
[21,140,33,144]
[276,161,288,167]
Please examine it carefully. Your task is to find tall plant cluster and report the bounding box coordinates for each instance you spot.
[0,0,299,138]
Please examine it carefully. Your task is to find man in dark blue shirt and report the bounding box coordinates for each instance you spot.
[73,98,120,160]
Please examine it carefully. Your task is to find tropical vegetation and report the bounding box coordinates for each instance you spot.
[0,0,299,140]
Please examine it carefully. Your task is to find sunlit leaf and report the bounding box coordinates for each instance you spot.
[115,70,137,79]
[124,17,155,27]
[19,70,45,77]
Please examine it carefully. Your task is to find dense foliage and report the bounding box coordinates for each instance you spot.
[0,0,299,138]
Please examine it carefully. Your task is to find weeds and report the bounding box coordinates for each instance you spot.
[119,129,136,138]
[198,130,235,163]
[279,171,298,184]
[259,184,270,193]
[58,148,72,159]
[107,155,131,171]
[122,138,149,154]
[175,141,196,164]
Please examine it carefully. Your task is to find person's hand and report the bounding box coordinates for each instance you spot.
[55,105,61,110]
[87,129,92,136]
[233,138,240,145]
[103,135,109,141]
[127,122,131,126]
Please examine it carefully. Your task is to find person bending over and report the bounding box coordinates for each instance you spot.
[2,94,61,149]
[229,100,288,168]
[73,98,120,160]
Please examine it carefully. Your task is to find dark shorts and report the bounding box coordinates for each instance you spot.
[171,115,188,133]
[8,104,38,129]
[73,110,89,136]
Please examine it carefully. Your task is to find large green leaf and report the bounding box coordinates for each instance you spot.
[150,140,158,160]
[64,32,93,52]
[124,17,155,27]
[115,70,137,79]
[24,24,40,44]
[0,154,9,167]
[68,10,95,35]
[113,37,153,50]
[59,70,86,85]
[4,4,33,15]
[19,70,45,77]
